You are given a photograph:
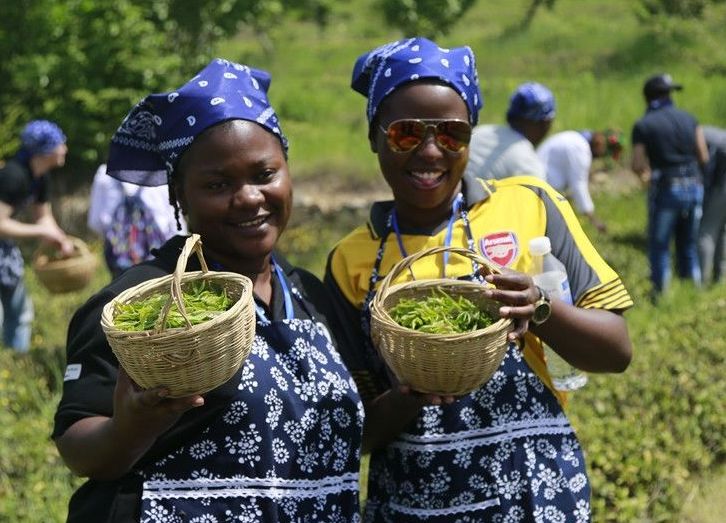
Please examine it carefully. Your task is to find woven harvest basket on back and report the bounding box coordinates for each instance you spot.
[100,234,256,398]
[32,236,97,293]
[370,246,514,396]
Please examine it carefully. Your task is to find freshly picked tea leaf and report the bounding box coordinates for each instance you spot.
[389,288,495,334]
[113,280,232,332]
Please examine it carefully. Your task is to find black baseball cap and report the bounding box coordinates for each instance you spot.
[643,73,683,98]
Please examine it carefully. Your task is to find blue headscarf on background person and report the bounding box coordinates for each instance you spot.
[506,82,556,122]
[107,58,288,187]
[351,37,483,126]
[17,120,66,163]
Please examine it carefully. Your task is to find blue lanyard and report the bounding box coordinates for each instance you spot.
[255,256,294,323]
[390,193,463,278]
[208,256,294,323]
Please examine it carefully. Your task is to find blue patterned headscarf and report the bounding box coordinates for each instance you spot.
[107,58,288,187]
[351,37,483,125]
[19,120,66,156]
[506,82,556,122]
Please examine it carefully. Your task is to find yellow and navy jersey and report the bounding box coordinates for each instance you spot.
[324,173,633,404]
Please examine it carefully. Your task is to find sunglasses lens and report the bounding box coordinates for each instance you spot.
[435,121,471,152]
[387,120,427,152]
[386,120,471,153]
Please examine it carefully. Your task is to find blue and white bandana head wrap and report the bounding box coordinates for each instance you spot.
[107,58,288,187]
[506,82,556,122]
[20,120,66,156]
[351,37,483,126]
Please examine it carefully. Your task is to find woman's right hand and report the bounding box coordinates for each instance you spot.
[112,367,205,444]
[396,384,457,406]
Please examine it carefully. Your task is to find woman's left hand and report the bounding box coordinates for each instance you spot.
[480,267,540,343]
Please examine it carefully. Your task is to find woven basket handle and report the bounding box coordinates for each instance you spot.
[373,246,501,306]
[155,234,210,333]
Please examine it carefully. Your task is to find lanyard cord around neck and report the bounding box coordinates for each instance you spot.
[254,256,294,323]
[209,255,295,323]
[389,192,465,279]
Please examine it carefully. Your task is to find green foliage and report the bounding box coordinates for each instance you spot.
[0,242,108,521]
[376,0,477,38]
[0,0,186,189]
[389,290,495,333]
[637,0,725,19]
[568,191,726,522]
[0,0,334,191]
[112,281,232,332]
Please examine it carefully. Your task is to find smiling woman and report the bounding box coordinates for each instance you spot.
[174,119,293,282]
[324,36,634,522]
[51,58,363,523]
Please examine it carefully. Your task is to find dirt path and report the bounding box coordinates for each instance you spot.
[292,167,642,213]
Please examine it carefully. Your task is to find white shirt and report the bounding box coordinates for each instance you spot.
[537,131,595,214]
[87,164,186,238]
[464,124,546,181]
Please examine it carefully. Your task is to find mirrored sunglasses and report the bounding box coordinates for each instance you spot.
[380,119,472,153]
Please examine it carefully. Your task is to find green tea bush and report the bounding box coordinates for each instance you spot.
[568,191,726,521]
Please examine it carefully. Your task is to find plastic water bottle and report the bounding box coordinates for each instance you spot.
[528,236,588,391]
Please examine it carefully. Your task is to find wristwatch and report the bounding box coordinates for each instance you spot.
[531,286,552,325]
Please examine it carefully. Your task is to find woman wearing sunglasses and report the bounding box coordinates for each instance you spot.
[324,37,634,522]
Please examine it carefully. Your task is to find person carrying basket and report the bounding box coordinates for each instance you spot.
[53,58,363,522]
[0,120,74,352]
[324,37,634,522]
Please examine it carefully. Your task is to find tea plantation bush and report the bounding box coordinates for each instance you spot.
[565,189,725,520]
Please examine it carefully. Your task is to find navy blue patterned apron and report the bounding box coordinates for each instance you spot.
[361,196,591,523]
[139,260,364,522]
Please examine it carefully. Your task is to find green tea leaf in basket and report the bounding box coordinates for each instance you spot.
[389,288,495,334]
[113,280,232,332]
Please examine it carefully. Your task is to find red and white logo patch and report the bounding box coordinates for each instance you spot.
[479,231,519,267]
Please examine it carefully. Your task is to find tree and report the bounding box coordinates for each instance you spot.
[0,0,332,190]
[636,0,724,19]
[377,0,477,39]
[520,0,558,29]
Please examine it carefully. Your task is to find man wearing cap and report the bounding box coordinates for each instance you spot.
[537,129,623,233]
[631,73,709,298]
[464,81,555,181]
[0,120,73,352]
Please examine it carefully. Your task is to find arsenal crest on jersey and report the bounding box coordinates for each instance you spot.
[479,231,519,267]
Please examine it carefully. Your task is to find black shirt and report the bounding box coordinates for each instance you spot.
[52,235,352,522]
[631,104,699,171]
[0,158,49,213]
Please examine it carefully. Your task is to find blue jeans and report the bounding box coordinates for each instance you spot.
[648,180,703,293]
[0,280,34,352]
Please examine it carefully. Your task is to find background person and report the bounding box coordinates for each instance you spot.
[87,162,187,278]
[53,59,363,522]
[325,37,633,522]
[631,73,709,298]
[698,125,726,285]
[537,129,623,234]
[464,81,555,181]
[0,120,73,352]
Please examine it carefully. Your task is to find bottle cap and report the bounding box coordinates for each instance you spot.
[529,236,551,256]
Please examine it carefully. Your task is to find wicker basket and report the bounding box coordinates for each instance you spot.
[370,246,514,396]
[32,236,97,293]
[100,234,256,398]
